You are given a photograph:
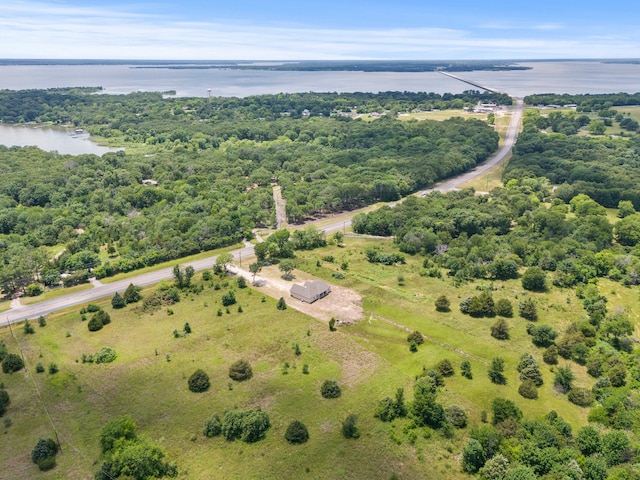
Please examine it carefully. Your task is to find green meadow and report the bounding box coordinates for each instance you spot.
[3,233,636,478]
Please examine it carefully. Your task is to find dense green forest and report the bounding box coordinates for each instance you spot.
[504,110,640,208]
[0,89,500,294]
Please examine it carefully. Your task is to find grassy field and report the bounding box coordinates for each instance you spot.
[1,235,636,479]
[398,110,487,122]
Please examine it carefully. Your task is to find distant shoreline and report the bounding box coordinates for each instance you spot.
[4,58,637,71]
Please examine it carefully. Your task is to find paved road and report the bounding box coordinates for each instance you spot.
[2,98,524,327]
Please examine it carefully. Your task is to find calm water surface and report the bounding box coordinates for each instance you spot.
[1,61,639,98]
[0,124,122,156]
[1,60,639,154]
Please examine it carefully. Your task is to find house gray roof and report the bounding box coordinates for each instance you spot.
[290,280,331,303]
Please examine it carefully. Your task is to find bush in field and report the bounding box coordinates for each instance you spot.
[31,438,59,471]
[445,405,467,428]
[568,387,594,407]
[543,346,559,364]
[488,357,506,385]
[407,330,424,345]
[521,267,548,292]
[495,298,513,317]
[94,309,111,325]
[435,359,454,377]
[111,292,126,309]
[99,416,137,454]
[285,420,309,444]
[320,380,341,399]
[188,369,210,393]
[277,297,287,310]
[203,414,222,437]
[519,298,538,321]
[518,380,538,399]
[0,389,10,416]
[123,283,142,303]
[461,360,473,379]
[222,409,270,443]
[2,353,24,373]
[341,414,359,439]
[490,318,510,340]
[221,291,236,307]
[435,295,450,312]
[87,316,103,332]
[228,360,253,382]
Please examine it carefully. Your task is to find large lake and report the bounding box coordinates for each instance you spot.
[2,60,639,155]
[1,61,639,98]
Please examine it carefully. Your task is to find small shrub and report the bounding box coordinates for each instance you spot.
[543,345,559,365]
[518,380,538,399]
[277,297,287,310]
[302,364,309,374]
[494,298,513,317]
[202,270,212,281]
[111,292,126,309]
[2,353,24,373]
[36,455,56,471]
[221,290,236,306]
[435,295,450,312]
[188,369,210,393]
[407,330,424,345]
[568,387,594,407]
[36,362,45,373]
[445,405,467,428]
[0,389,10,416]
[436,359,454,377]
[203,414,222,437]
[320,380,341,399]
[490,318,510,340]
[329,318,337,331]
[341,414,359,439]
[37,316,46,327]
[48,363,59,374]
[25,282,44,297]
[87,316,103,332]
[23,320,35,334]
[94,347,117,364]
[31,438,59,468]
[228,360,253,382]
[285,420,309,444]
[461,360,473,379]
[519,298,538,321]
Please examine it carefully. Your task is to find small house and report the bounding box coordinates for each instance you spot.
[290,280,331,304]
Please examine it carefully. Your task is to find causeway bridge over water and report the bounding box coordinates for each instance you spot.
[439,71,506,94]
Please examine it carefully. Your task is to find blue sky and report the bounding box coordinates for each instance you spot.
[1,0,639,59]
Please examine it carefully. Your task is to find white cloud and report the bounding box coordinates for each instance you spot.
[0,1,639,59]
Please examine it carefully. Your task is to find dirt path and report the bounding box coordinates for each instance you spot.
[272,185,287,230]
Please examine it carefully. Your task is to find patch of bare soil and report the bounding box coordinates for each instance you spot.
[228,264,363,324]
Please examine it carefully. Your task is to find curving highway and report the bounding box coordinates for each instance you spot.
[2,96,524,327]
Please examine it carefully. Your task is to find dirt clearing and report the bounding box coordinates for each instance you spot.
[228,264,363,324]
